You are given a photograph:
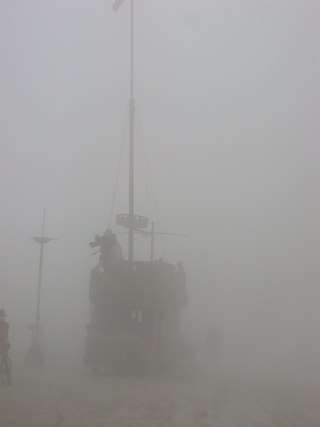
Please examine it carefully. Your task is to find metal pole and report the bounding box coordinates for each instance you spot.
[34,209,45,346]
[151,221,154,262]
[128,0,135,262]
[25,210,56,366]
[34,242,44,346]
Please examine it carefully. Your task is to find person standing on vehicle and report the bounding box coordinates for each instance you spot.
[0,309,11,385]
[89,229,124,270]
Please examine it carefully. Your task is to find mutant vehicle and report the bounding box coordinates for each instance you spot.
[83,0,189,374]
[83,253,188,374]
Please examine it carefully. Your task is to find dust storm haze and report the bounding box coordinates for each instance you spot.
[0,0,319,423]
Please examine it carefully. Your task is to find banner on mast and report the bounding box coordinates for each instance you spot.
[113,0,126,13]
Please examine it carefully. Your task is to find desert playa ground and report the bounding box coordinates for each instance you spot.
[1,354,319,427]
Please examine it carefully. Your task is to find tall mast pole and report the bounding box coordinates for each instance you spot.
[128,0,135,262]
[25,209,56,366]
[34,208,46,347]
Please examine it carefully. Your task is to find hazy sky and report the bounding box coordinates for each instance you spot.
[0,0,319,376]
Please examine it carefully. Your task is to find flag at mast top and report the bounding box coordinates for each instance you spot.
[113,0,126,13]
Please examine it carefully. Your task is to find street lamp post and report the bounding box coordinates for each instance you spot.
[25,209,56,366]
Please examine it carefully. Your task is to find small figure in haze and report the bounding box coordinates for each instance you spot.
[205,324,221,370]
[0,309,11,385]
[176,261,188,307]
[89,229,124,269]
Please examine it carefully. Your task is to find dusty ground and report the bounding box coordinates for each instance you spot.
[1,355,319,427]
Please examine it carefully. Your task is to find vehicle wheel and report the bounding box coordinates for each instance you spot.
[1,357,12,385]
[91,366,101,376]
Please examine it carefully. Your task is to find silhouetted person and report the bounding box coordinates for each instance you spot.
[89,229,123,270]
[0,309,11,385]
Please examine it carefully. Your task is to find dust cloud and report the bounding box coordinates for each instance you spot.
[0,0,319,425]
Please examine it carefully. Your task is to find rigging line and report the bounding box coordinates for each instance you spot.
[108,106,129,228]
[136,110,167,261]
[136,112,167,261]
[135,116,154,222]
